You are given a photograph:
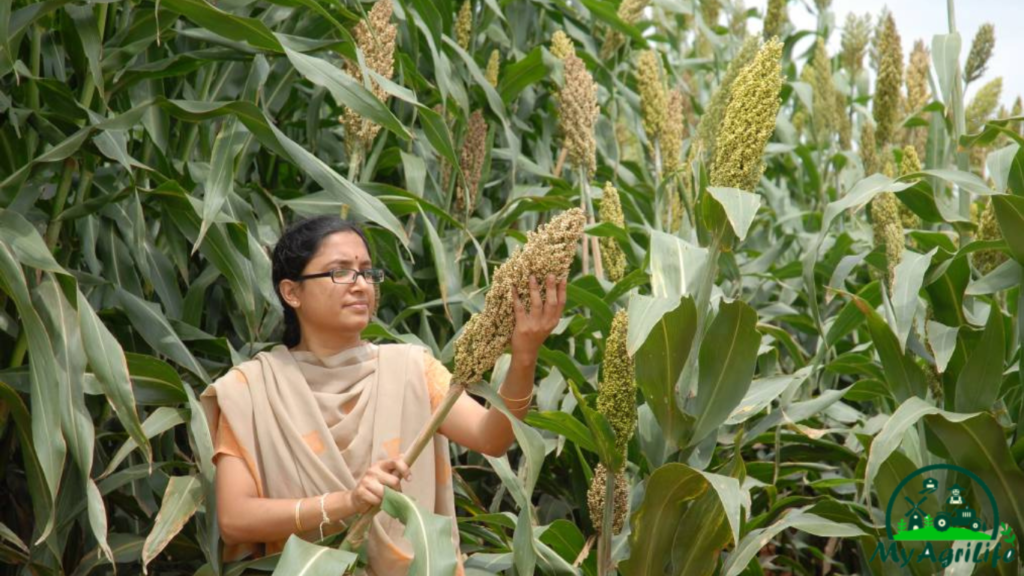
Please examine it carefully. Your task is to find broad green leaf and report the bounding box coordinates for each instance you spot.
[128,352,189,405]
[380,488,460,576]
[283,47,410,140]
[70,534,145,576]
[162,0,283,52]
[726,366,813,425]
[566,380,623,472]
[991,194,1024,264]
[0,381,54,546]
[270,535,357,576]
[863,397,974,501]
[142,475,205,573]
[688,300,760,447]
[889,248,936,352]
[78,288,149,463]
[267,121,410,246]
[526,411,597,453]
[498,47,548,104]
[625,293,685,356]
[633,295,698,449]
[471,383,547,496]
[850,295,927,401]
[101,407,186,478]
[670,489,732,576]
[925,320,958,373]
[919,169,994,196]
[931,33,961,106]
[65,5,104,102]
[954,309,1005,413]
[803,174,913,328]
[649,231,707,301]
[721,510,865,576]
[420,207,453,320]
[987,143,1021,194]
[705,187,761,241]
[116,287,210,382]
[0,209,65,273]
[196,117,247,250]
[965,258,1020,295]
[0,242,64,540]
[924,411,1024,543]
[620,463,708,575]
[36,277,112,562]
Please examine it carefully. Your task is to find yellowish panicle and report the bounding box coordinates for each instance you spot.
[873,12,903,148]
[661,88,686,176]
[485,49,501,87]
[456,0,473,50]
[965,23,995,85]
[599,182,627,282]
[341,0,397,151]
[637,50,667,143]
[551,30,575,60]
[587,464,630,535]
[763,0,786,40]
[710,37,784,191]
[695,36,761,166]
[597,310,636,456]
[454,111,488,217]
[453,209,586,386]
[841,12,872,77]
[871,191,904,291]
[559,54,600,175]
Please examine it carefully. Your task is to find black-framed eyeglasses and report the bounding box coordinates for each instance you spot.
[296,268,386,284]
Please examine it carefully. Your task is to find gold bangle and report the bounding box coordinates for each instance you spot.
[498,389,534,408]
[295,498,304,532]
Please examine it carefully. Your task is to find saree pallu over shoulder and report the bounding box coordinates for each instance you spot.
[200,342,460,575]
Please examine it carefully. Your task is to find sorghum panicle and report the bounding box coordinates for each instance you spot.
[453,209,586,386]
[710,37,784,191]
[587,464,630,535]
[599,183,628,282]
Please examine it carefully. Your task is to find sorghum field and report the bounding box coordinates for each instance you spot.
[2,0,1024,574]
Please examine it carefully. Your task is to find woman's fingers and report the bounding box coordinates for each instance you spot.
[392,458,412,481]
[529,275,542,312]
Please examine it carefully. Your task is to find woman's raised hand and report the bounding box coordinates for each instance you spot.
[510,274,568,358]
[348,456,412,513]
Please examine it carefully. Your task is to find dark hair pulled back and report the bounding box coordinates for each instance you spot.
[272,216,371,348]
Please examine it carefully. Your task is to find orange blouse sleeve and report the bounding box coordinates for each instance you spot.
[213,412,245,463]
[422,350,452,411]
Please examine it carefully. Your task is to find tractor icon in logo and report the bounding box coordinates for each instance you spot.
[934,507,983,533]
[887,464,1000,542]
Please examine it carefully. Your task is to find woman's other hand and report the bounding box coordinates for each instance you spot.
[348,456,412,513]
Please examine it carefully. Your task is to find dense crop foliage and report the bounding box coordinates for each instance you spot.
[2,0,1024,574]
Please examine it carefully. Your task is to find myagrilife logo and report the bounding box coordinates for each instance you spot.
[870,464,1017,568]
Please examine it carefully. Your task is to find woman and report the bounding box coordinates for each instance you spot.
[200,216,566,574]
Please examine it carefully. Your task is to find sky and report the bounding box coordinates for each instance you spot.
[788,0,1024,109]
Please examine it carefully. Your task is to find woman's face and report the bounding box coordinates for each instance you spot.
[280,231,376,340]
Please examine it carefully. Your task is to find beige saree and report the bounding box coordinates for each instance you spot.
[200,342,461,575]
